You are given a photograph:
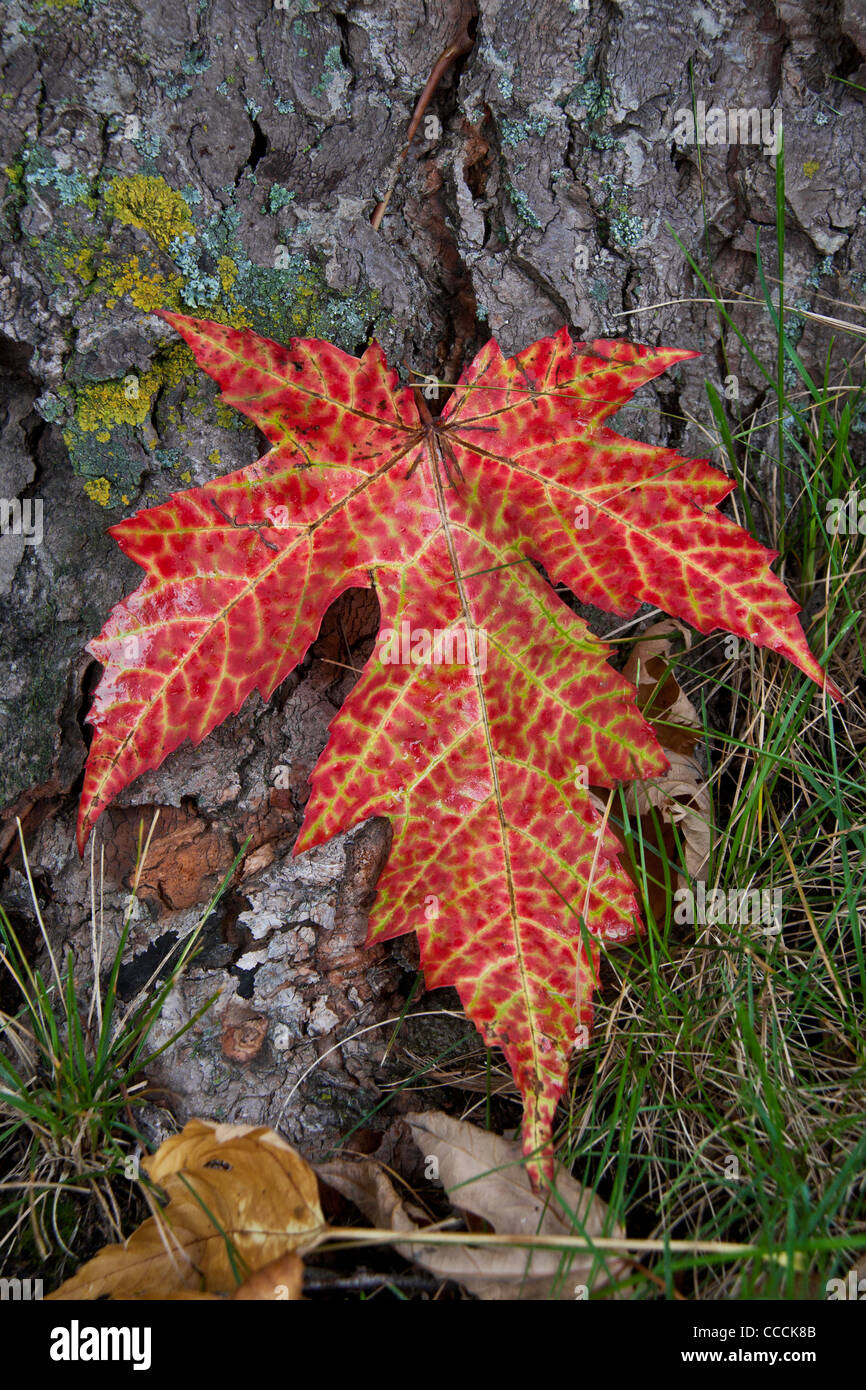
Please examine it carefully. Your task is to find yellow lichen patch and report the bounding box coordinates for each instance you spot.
[194,287,252,332]
[62,245,96,284]
[99,255,184,313]
[215,400,241,429]
[208,448,222,467]
[84,477,111,506]
[158,343,197,387]
[73,346,195,440]
[225,300,253,329]
[75,377,154,440]
[218,256,238,293]
[104,175,195,254]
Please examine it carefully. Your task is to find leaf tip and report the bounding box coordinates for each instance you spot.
[152,307,182,330]
[823,672,845,704]
[75,807,92,857]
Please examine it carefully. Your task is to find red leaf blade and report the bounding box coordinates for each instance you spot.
[79,317,841,1182]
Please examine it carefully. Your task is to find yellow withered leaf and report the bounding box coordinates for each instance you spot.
[47,1119,324,1300]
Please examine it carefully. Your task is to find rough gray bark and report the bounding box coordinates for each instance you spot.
[0,0,863,1152]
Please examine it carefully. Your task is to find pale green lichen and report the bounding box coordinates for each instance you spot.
[500,116,550,147]
[267,184,296,213]
[37,393,64,423]
[609,210,643,249]
[170,233,221,307]
[594,174,643,251]
[565,72,618,148]
[313,45,345,97]
[153,448,183,469]
[132,128,161,159]
[181,47,211,75]
[574,78,611,123]
[506,183,544,230]
[232,253,382,351]
[782,297,811,388]
[805,255,834,289]
[24,149,91,206]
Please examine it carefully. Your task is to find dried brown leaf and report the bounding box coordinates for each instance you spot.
[622,619,701,754]
[623,620,711,884]
[319,1110,626,1300]
[47,1120,324,1300]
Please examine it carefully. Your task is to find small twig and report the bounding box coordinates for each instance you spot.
[319,656,365,675]
[302,1266,445,1295]
[371,20,474,231]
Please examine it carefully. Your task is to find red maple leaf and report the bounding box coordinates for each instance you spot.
[78,315,840,1185]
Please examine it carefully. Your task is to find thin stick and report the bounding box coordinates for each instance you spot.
[371,21,474,231]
